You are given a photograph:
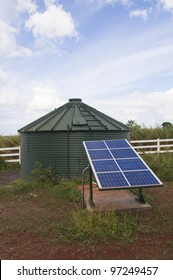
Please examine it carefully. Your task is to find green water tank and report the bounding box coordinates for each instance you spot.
[18,98,130,178]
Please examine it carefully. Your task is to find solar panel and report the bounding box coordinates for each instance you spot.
[85,141,106,150]
[124,170,160,186]
[106,139,130,149]
[116,158,146,171]
[110,148,138,159]
[92,160,120,172]
[83,139,163,190]
[88,149,112,160]
[97,172,129,188]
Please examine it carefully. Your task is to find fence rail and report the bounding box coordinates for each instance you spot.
[131,138,173,154]
[0,139,173,163]
[0,147,20,163]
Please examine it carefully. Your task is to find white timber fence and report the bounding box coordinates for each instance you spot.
[131,138,173,154]
[0,139,173,164]
[0,147,20,163]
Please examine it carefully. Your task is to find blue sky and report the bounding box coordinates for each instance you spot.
[1,0,173,135]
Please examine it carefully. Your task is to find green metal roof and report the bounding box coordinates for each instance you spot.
[18,98,130,132]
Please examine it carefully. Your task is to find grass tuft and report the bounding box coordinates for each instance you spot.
[59,209,137,244]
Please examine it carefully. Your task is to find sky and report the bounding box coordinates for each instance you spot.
[0,0,173,135]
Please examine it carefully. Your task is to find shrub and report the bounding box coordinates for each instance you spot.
[10,163,59,193]
[10,163,81,202]
[0,157,7,171]
[11,178,31,193]
[31,162,58,185]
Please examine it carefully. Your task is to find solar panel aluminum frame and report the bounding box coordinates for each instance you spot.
[83,139,163,191]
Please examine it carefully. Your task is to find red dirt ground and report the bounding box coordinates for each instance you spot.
[0,170,173,260]
[1,231,173,260]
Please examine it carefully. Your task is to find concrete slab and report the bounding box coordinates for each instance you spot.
[80,184,152,211]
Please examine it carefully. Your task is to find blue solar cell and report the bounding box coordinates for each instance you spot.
[83,139,162,189]
[85,141,106,150]
[105,139,130,149]
[110,148,137,159]
[124,170,160,186]
[116,158,147,171]
[92,160,120,172]
[97,172,129,188]
[88,149,112,160]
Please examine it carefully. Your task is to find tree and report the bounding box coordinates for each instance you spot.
[162,122,172,128]
[126,119,141,129]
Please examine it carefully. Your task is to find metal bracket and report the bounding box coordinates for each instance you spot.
[82,165,94,209]
[82,166,89,208]
[89,165,94,208]
[136,188,145,204]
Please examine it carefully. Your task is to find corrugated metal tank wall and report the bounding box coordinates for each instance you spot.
[20,130,130,178]
[20,132,68,178]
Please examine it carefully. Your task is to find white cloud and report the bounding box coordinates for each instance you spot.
[95,88,173,126]
[106,0,131,5]
[44,0,57,9]
[0,0,77,56]
[159,0,173,11]
[62,39,173,101]
[27,81,63,114]
[86,0,130,5]
[0,19,32,57]
[75,0,131,10]
[16,0,38,14]
[0,79,63,134]
[0,69,8,86]
[129,9,149,20]
[0,0,18,23]
[0,1,35,57]
[0,83,25,107]
[25,4,77,42]
[0,19,18,56]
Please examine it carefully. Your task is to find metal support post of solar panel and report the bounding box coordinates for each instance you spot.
[83,139,163,207]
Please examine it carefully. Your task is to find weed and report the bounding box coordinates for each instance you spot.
[11,178,31,193]
[8,163,60,194]
[59,178,81,202]
[31,162,59,185]
[59,209,137,244]
[0,157,7,171]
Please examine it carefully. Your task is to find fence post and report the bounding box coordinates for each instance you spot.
[157,138,160,153]
[19,146,21,164]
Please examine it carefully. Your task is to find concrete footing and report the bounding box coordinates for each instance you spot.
[81,184,152,211]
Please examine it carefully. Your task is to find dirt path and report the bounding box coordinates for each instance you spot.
[0,169,20,186]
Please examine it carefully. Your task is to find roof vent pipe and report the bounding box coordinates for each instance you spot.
[69,98,82,102]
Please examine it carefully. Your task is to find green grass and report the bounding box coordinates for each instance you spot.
[59,209,137,244]
[0,164,138,245]
[0,157,7,171]
[142,153,173,181]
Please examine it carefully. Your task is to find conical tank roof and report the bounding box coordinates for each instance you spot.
[18,98,130,132]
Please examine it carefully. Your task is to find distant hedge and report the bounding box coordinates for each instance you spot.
[126,120,173,140]
[0,135,20,148]
[0,122,173,147]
